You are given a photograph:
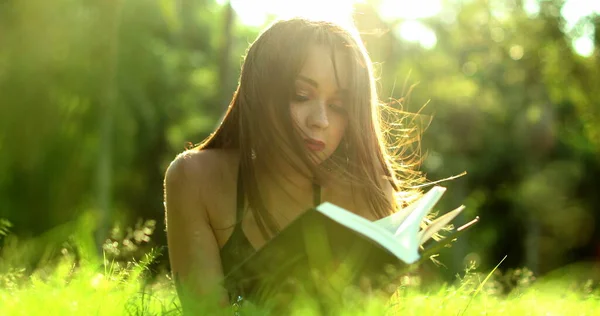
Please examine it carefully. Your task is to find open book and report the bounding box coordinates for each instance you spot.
[224,186,478,307]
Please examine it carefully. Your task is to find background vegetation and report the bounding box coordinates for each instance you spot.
[0,0,599,297]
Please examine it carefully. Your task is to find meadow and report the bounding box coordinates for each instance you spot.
[1,244,598,315]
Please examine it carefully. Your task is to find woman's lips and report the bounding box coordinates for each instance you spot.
[304,138,325,151]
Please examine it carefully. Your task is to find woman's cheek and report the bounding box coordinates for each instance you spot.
[334,115,348,145]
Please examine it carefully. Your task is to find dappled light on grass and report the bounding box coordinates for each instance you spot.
[1,248,599,315]
[0,247,179,315]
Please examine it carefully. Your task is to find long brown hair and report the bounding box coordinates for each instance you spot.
[198,18,423,237]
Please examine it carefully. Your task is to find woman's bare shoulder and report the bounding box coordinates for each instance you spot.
[165,148,239,188]
[164,148,239,231]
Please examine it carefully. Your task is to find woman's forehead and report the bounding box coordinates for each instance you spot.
[296,44,350,92]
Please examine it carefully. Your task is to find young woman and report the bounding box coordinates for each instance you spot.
[164,17,422,312]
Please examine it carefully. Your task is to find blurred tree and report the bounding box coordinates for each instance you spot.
[0,0,248,268]
[358,0,599,277]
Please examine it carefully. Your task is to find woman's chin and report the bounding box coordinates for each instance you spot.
[308,151,330,165]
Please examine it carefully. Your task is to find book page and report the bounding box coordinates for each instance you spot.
[314,186,448,264]
[393,186,446,237]
[316,202,420,263]
[373,186,447,234]
[390,186,447,262]
[418,205,465,245]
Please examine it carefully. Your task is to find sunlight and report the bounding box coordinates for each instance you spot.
[523,0,540,17]
[378,0,440,49]
[394,20,438,49]
[562,0,599,57]
[573,36,594,58]
[227,0,440,49]
[378,0,441,21]
[562,0,600,31]
[224,0,596,54]
[228,0,361,27]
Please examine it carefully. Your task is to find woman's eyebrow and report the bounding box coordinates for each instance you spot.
[297,75,348,95]
[297,75,319,89]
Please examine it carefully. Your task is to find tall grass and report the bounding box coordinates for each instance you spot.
[1,216,598,315]
[1,245,599,315]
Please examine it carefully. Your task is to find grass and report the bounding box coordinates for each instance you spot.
[0,217,598,315]
[1,247,599,316]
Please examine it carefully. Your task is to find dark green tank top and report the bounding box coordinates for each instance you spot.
[219,164,321,303]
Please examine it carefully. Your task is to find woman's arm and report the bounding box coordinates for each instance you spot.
[164,151,229,312]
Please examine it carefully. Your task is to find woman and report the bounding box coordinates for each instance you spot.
[164,17,422,313]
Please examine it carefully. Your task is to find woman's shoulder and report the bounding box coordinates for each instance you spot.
[165,148,239,194]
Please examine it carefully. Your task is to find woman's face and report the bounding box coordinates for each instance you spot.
[290,45,349,164]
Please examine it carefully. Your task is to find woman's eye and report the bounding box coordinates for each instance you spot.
[329,103,346,112]
[293,94,309,102]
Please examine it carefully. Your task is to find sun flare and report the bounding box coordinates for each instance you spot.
[228,0,363,27]
[221,0,597,54]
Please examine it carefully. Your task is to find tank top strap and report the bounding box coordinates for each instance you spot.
[235,163,245,231]
[312,181,321,207]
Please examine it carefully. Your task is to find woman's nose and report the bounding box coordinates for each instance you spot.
[307,102,329,130]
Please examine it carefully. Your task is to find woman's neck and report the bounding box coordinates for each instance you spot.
[258,159,316,193]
